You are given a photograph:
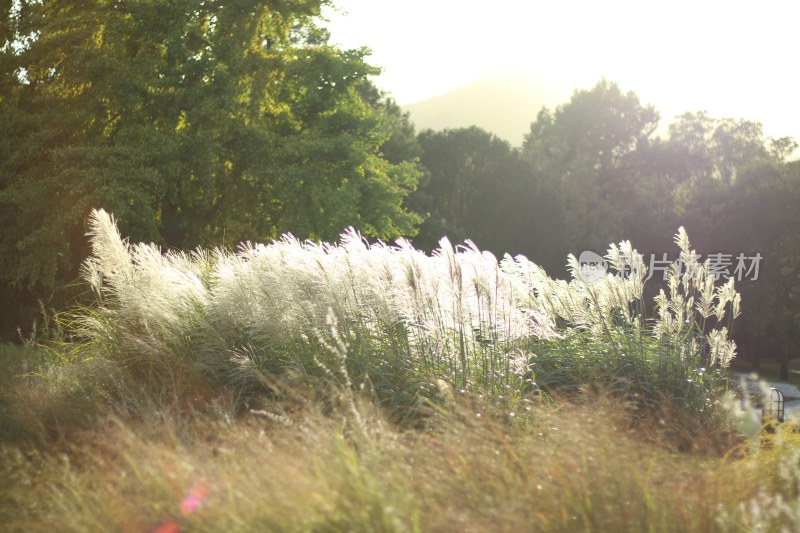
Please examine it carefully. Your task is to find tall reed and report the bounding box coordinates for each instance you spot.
[75,209,739,420]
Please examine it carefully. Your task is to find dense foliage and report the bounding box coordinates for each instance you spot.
[0,0,421,338]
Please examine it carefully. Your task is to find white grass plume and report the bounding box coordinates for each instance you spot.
[78,209,741,405]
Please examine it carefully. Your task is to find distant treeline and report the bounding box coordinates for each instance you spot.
[410,81,800,376]
[2,2,798,373]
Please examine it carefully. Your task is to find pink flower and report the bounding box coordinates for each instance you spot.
[180,482,210,515]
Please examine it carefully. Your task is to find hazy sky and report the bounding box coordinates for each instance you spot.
[323,0,800,139]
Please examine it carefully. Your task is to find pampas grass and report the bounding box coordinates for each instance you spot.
[5,211,800,532]
[71,209,739,422]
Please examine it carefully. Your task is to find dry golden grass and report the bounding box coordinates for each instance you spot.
[3,386,797,533]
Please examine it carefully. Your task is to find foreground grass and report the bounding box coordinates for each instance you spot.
[1,353,799,533]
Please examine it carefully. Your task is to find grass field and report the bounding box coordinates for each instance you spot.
[2,341,800,532]
[2,213,799,531]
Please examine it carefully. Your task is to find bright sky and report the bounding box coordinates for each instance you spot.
[323,0,800,139]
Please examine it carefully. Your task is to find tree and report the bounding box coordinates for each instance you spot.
[0,0,421,339]
[664,112,800,376]
[410,126,524,252]
[355,81,422,166]
[710,158,800,378]
[523,79,659,176]
[519,79,660,272]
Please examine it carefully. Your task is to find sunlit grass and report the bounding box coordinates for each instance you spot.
[2,387,800,532]
[2,210,798,531]
[71,210,739,424]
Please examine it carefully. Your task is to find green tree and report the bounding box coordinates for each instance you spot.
[520,79,660,272]
[410,126,523,252]
[663,112,800,376]
[356,81,422,166]
[703,158,800,378]
[0,0,421,339]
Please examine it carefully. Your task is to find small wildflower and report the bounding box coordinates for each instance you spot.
[180,482,210,515]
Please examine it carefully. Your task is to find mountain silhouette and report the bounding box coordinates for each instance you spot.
[402,72,569,146]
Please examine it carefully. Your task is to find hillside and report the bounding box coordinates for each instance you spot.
[402,72,569,146]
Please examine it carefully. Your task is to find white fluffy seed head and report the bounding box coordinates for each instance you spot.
[80,212,742,380]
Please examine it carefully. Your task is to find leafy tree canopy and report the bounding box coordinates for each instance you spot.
[0,0,421,338]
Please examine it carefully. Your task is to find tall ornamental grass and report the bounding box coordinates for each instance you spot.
[74,209,739,419]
